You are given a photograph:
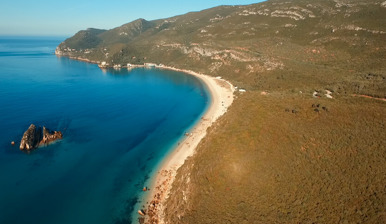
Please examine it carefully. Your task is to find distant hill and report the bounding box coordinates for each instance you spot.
[57,0,385,97]
[57,1,386,223]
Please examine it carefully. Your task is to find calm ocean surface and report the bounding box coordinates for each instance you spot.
[0,37,209,224]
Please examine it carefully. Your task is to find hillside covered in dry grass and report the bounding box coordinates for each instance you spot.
[165,93,385,223]
[58,0,385,223]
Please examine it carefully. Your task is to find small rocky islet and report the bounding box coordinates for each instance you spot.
[19,124,63,151]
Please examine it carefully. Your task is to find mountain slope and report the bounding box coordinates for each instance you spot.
[62,28,106,49]
[57,0,386,97]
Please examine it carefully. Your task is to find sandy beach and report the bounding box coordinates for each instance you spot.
[139,66,235,223]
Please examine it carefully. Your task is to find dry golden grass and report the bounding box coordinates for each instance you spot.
[165,92,385,223]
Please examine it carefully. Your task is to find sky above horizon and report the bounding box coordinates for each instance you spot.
[0,0,265,37]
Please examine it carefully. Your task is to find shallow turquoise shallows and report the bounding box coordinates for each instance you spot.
[0,37,209,224]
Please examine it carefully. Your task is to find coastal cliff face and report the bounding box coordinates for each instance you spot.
[59,0,385,223]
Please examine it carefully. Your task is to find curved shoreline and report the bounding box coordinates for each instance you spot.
[138,66,235,224]
[54,54,235,223]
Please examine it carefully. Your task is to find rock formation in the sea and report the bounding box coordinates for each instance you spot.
[19,124,41,150]
[19,124,62,151]
[40,126,63,146]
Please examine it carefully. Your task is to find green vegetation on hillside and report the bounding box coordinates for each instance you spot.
[57,0,386,98]
[64,28,106,49]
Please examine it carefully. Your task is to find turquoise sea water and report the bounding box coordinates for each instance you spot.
[0,37,209,224]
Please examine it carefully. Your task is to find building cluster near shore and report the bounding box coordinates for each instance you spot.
[98,61,160,69]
